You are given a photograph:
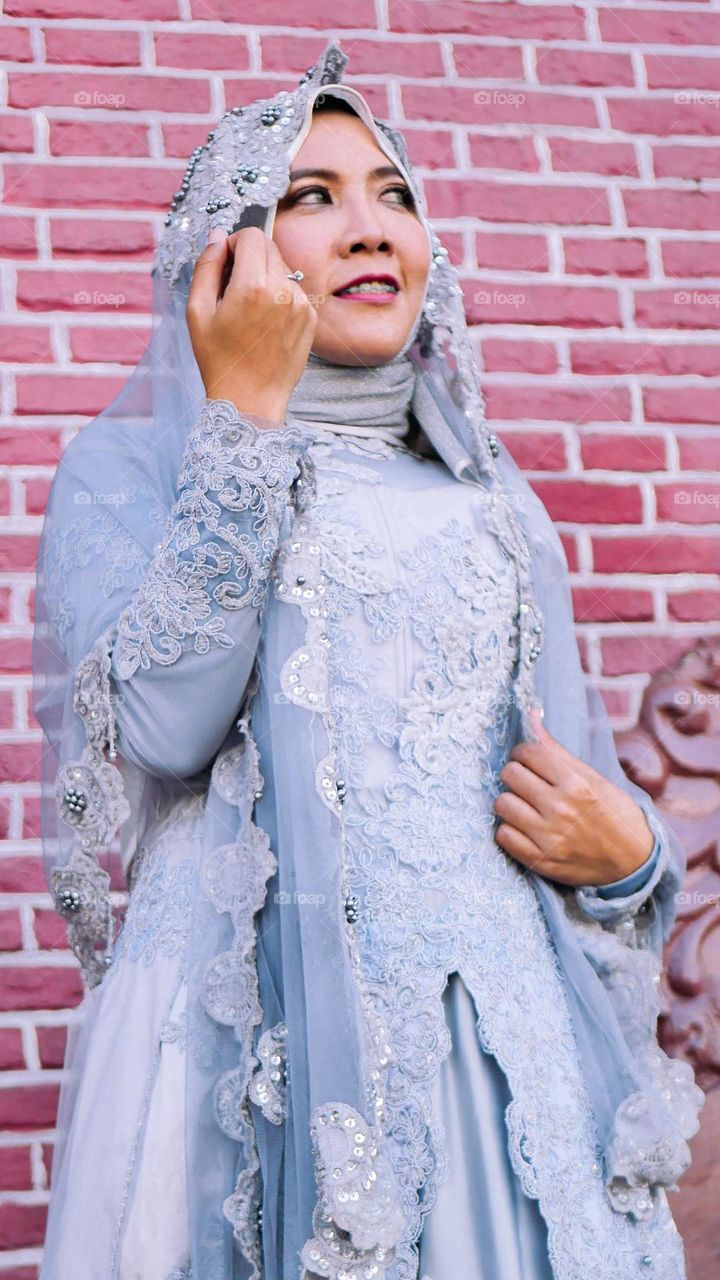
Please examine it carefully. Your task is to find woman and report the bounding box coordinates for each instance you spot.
[32,42,703,1280]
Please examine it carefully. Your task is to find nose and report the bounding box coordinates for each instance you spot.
[336,193,393,258]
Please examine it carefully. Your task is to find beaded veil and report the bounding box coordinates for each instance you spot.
[32,39,703,1280]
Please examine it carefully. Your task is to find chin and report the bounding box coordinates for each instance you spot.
[314,329,412,367]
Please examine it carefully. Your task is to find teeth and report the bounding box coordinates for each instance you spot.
[340,281,397,294]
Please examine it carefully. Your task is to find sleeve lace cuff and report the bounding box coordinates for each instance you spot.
[113,398,306,679]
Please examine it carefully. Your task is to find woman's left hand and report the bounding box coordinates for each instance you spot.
[493,708,655,888]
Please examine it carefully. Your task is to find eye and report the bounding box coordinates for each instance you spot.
[286,184,416,210]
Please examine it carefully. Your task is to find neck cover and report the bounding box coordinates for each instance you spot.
[32,39,702,1280]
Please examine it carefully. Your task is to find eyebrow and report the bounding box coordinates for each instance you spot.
[287,165,404,183]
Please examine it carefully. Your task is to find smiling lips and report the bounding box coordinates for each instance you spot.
[332,273,400,303]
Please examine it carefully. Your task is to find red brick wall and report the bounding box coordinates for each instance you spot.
[1,4,719,1272]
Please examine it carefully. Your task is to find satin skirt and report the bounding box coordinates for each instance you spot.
[417,970,554,1279]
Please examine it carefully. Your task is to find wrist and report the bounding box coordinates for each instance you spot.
[203,381,289,426]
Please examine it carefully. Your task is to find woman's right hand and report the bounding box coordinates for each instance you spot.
[186,226,318,424]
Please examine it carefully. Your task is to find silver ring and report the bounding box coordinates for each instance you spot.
[287,269,304,282]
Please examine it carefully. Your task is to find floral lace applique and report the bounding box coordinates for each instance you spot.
[52,625,131,989]
[114,400,305,678]
[248,1021,288,1125]
[113,843,199,970]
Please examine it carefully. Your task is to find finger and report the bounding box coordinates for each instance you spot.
[222,226,269,299]
[499,760,554,815]
[508,740,564,786]
[494,788,545,841]
[494,822,547,875]
[187,230,230,321]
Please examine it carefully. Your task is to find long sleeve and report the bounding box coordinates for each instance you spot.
[109,398,306,779]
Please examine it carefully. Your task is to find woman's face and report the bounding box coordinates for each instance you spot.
[272,108,431,367]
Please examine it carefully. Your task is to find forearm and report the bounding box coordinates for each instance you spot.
[110,398,305,776]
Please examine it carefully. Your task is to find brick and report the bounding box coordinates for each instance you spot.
[668,591,720,623]
[2,25,33,61]
[0,1202,46,1250]
[530,479,642,523]
[600,635,693,679]
[23,477,52,516]
[0,480,10,518]
[572,586,654,624]
[0,912,23,951]
[465,281,621,328]
[427,177,610,225]
[474,233,548,271]
[609,99,720,139]
[0,742,39,781]
[0,859,46,894]
[645,56,720,93]
[0,1084,60,1131]
[634,289,720,331]
[69,324,151,364]
[550,138,638,178]
[389,1,586,40]
[44,27,141,66]
[191,0,373,24]
[0,967,82,1012]
[0,537,38,573]
[0,326,53,363]
[467,135,539,173]
[17,270,150,313]
[656,482,720,525]
[14,373,126,416]
[536,48,634,88]
[0,115,34,154]
[593,535,720,575]
[599,10,720,47]
[6,0,178,13]
[224,74,390,118]
[21,795,42,840]
[404,84,598,129]
[571,340,720,379]
[661,240,720,280]
[485,384,631,424]
[49,120,150,159]
[654,145,720,183]
[9,71,209,114]
[154,31,251,71]
[580,433,667,473]
[481,338,558,375]
[0,215,37,258]
[451,43,524,81]
[0,634,34,673]
[0,429,63,465]
[0,1146,32,1193]
[5,162,179,210]
[679,436,720,471]
[0,1030,24,1071]
[643,387,720,425]
[37,1024,68,1069]
[564,237,647,278]
[627,190,720,232]
[33,911,71,954]
[501,432,568,472]
[50,217,155,259]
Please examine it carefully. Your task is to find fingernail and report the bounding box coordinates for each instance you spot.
[207,227,226,244]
